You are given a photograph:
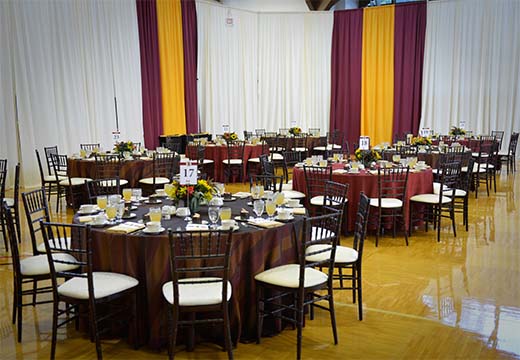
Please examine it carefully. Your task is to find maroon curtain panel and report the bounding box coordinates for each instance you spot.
[330,9,363,148]
[393,2,427,137]
[181,0,199,134]
[136,0,163,149]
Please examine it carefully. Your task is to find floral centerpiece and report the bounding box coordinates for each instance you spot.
[165,179,214,213]
[411,136,432,146]
[289,127,302,136]
[223,132,238,142]
[449,126,466,136]
[114,141,136,155]
[354,148,381,167]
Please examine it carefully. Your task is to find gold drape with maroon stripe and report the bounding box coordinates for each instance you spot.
[156,0,186,135]
[361,5,395,146]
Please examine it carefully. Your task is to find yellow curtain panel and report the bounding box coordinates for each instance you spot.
[361,5,395,146]
[157,0,186,135]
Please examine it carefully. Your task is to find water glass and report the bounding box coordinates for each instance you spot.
[251,185,261,200]
[108,194,122,206]
[253,200,265,218]
[132,188,142,202]
[208,206,220,228]
[115,201,125,222]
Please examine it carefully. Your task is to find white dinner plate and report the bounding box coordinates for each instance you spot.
[142,227,165,234]
[122,213,137,219]
[217,225,240,232]
[275,215,294,222]
[285,204,303,208]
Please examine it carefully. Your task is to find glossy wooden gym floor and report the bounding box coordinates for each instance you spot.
[1,166,519,359]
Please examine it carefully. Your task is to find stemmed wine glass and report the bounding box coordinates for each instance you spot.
[208,206,220,229]
[265,199,276,221]
[253,200,265,219]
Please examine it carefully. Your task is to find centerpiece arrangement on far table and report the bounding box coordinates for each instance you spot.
[114,141,136,156]
[289,127,302,136]
[223,132,238,142]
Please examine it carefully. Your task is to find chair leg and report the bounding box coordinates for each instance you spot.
[50,301,59,360]
[256,286,263,344]
[223,302,234,360]
[169,307,178,360]
[296,295,304,360]
[357,263,363,321]
[436,206,441,243]
[327,288,338,344]
[12,280,17,325]
[1,210,8,252]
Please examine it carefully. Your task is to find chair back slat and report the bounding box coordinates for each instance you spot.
[22,188,51,254]
[80,143,100,152]
[303,165,332,200]
[44,146,58,176]
[94,154,122,180]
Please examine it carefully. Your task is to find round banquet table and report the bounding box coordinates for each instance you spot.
[292,163,433,234]
[74,197,304,350]
[200,143,267,182]
[68,157,155,188]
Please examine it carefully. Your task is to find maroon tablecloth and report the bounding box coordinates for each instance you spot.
[68,158,154,187]
[77,197,302,349]
[292,164,433,233]
[202,144,266,182]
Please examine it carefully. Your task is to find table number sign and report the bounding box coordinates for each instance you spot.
[419,128,432,137]
[459,120,466,130]
[222,124,230,133]
[359,136,370,150]
[180,164,198,185]
[112,130,120,142]
[290,119,297,127]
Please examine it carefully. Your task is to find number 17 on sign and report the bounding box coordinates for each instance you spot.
[180,165,198,185]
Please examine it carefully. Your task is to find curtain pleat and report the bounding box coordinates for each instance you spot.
[393,2,426,138]
[137,0,163,149]
[329,9,363,148]
[181,0,199,134]
[157,0,186,135]
[361,5,395,146]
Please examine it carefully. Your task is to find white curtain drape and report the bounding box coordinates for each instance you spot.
[258,12,332,133]
[196,1,258,137]
[420,0,520,149]
[0,1,19,186]
[4,0,143,188]
[196,0,333,136]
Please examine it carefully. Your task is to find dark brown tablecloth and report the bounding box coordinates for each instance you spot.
[75,197,303,349]
[68,158,154,187]
[292,164,433,233]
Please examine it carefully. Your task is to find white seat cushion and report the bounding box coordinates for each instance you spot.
[36,237,72,253]
[254,264,328,289]
[472,152,489,158]
[202,159,214,165]
[498,151,509,156]
[139,177,170,185]
[433,182,467,197]
[271,153,284,161]
[369,198,403,208]
[162,277,232,306]
[282,190,306,199]
[59,177,92,186]
[293,147,308,152]
[222,159,243,165]
[99,179,129,187]
[306,245,358,264]
[20,253,79,276]
[58,271,138,300]
[282,182,293,191]
[410,193,452,204]
[3,197,14,207]
[310,195,347,206]
[248,157,260,163]
[44,175,66,182]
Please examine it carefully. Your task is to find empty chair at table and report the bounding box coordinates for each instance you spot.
[499,132,519,174]
[255,128,266,137]
[250,174,284,193]
[491,131,504,150]
[51,154,93,211]
[139,152,179,194]
[222,140,246,183]
[369,166,410,247]
[85,178,122,204]
[304,165,332,214]
[80,143,100,152]
[2,163,21,244]
[185,143,214,180]
[247,140,269,179]
[308,128,320,137]
[94,153,128,187]
[4,204,79,342]
[40,221,139,359]
[0,159,8,251]
[162,228,234,359]
[36,148,64,203]
[255,209,342,359]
